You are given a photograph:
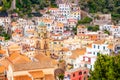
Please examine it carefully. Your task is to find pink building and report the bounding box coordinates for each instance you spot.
[65,67,89,80]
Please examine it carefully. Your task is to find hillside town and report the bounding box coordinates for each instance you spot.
[0,0,120,80]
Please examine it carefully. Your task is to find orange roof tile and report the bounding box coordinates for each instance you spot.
[8,53,31,64]
[26,30,35,33]
[62,48,69,52]
[57,22,64,27]
[29,71,44,78]
[11,22,17,26]
[108,44,114,50]
[43,18,53,23]
[0,66,5,73]
[70,48,86,59]
[8,44,21,50]
[0,57,11,68]
[45,74,55,80]
[14,75,31,80]
[35,54,57,65]
[112,25,118,28]
[87,44,92,48]
[49,8,58,10]
[0,37,4,41]
[0,50,6,54]
[94,40,105,44]
[51,33,61,36]
[77,25,86,29]
[15,29,21,33]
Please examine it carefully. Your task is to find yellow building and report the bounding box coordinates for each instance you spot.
[49,39,63,56]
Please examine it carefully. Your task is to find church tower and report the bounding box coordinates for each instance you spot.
[36,22,49,55]
[37,22,47,39]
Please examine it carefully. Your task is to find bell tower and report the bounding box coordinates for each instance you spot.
[37,22,47,39]
[37,22,49,55]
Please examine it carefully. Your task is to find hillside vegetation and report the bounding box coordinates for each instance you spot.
[0,0,56,17]
[79,0,120,21]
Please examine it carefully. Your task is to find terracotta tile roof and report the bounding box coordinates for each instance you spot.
[62,48,69,52]
[11,22,17,26]
[8,53,31,64]
[70,48,86,59]
[51,33,62,36]
[0,57,11,68]
[0,50,6,54]
[93,40,105,44]
[77,25,86,29]
[43,18,53,23]
[15,29,21,33]
[56,22,64,27]
[0,66,5,73]
[49,8,58,10]
[8,44,21,50]
[108,44,114,50]
[13,61,55,71]
[26,30,35,33]
[45,74,55,80]
[87,44,92,48]
[35,54,58,66]
[0,37,4,41]
[14,75,31,80]
[112,25,118,28]
[12,33,23,37]
[29,71,44,78]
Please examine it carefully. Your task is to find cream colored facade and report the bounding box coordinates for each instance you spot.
[7,64,55,80]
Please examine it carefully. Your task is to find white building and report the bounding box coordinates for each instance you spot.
[59,3,71,16]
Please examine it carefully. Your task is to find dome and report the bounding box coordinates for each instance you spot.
[39,22,45,27]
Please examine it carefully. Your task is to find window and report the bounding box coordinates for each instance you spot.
[67,74,70,78]
[94,45,96,48]
[84,71,86,74]
[88,58,91,62]
[79,71,82,75]
[54,42,57,44]
[73,73,75,77]
[103,46,105,50]
[98,46,100,49]
[91,65,92,69]
[85,64,87,67]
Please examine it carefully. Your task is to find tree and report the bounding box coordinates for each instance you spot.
[58,74,64,80]
[72,27,77,35]
[78,17,93,24]
[78,0,120,22]
[87,25,99,32]
[0,26,10,40]
[89,54,120,80]
[2,0,12,10]
[104,30,110,35]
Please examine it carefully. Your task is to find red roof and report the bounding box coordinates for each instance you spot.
[15,29,21,33]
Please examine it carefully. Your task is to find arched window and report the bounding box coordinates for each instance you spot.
[79,71,82,75]
[84,71,86,74]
